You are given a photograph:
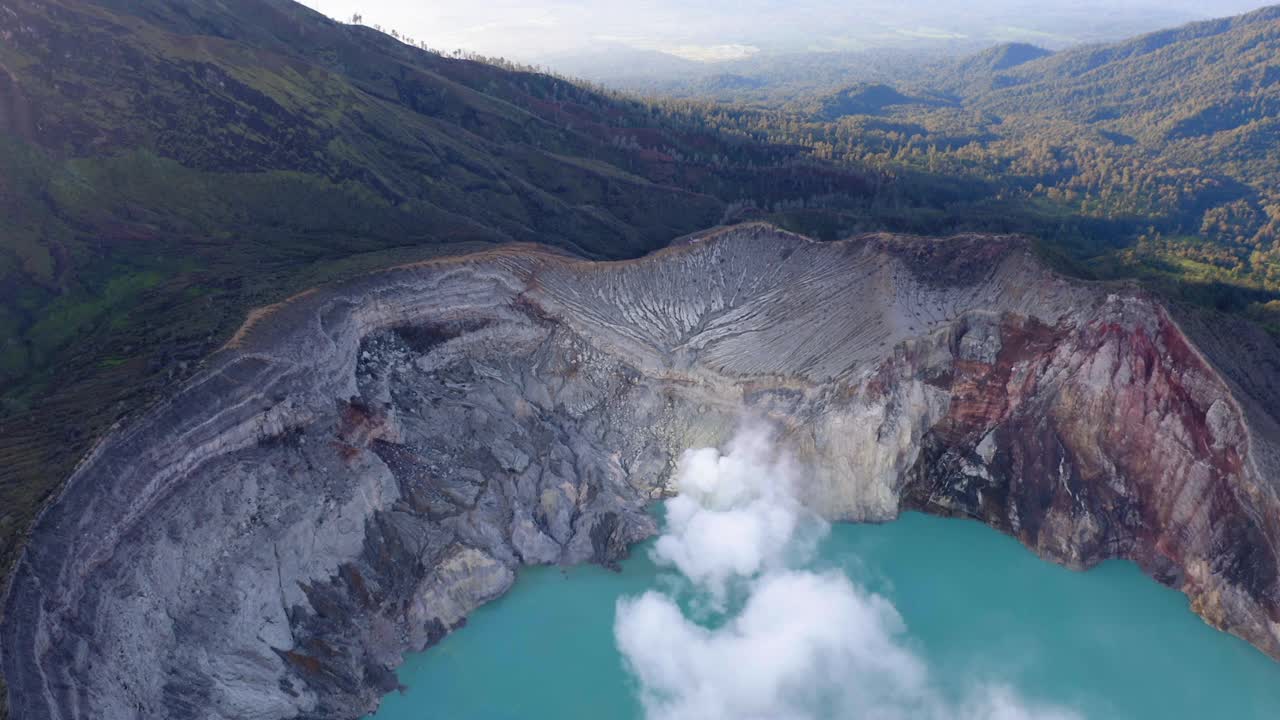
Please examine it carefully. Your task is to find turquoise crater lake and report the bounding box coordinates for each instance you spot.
[369,512,1280,719]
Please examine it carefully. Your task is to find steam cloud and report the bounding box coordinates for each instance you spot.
[614,423,1082,720]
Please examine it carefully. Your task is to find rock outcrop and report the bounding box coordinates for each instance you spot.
[4,224,1280,719]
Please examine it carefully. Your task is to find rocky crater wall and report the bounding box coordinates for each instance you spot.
[3,224,1280,719]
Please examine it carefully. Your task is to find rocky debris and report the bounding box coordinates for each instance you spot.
[3,224,1280,719]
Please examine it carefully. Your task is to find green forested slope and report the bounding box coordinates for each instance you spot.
[945,6,1280,287]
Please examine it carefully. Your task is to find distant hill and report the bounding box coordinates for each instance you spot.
[982,43,1054,72]
[968,6,1280,129]
[533,46,711,87]
[811,83,954,120]
[927,43,1053,94]
[994,5,1280,83]
[957,5,1280,198]
[551,47,953,104]
[695,73,769,93]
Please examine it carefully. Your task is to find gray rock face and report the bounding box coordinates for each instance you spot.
[4,224,1280,719]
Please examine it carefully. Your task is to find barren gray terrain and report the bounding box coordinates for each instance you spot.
[4,224,1280,719]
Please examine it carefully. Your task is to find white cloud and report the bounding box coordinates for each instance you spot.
[615,422,1083,720]
[617,570,931,720]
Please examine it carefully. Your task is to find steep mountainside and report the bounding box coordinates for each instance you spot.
[963,6,1280,149]
[939,5,1280,220]
[950,6,1280,272]
[0,0,879,590]
[4,225,1280,719]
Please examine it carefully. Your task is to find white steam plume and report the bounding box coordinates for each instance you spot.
[650,425,816,604]
[615,422,1082,720]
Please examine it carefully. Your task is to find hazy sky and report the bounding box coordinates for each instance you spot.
[298,1,1275,63]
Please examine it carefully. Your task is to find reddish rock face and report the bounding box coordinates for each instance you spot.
[902,304,1280,656]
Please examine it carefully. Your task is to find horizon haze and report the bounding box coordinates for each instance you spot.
[299,0,1275,69]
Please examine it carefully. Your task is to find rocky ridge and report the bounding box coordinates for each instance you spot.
[3,224,1280,719]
